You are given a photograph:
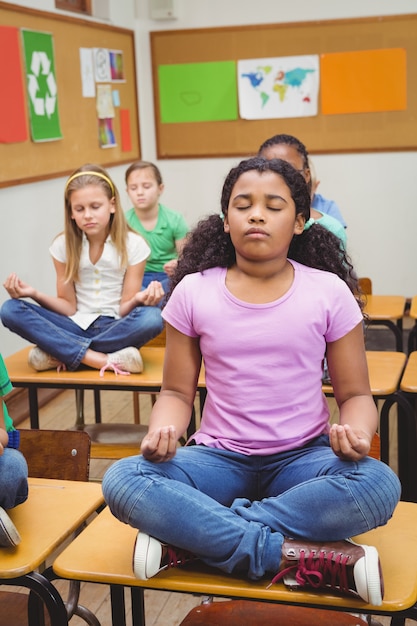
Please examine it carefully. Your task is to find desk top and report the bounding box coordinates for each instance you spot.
[0,478,103,579]
[400,350,417,393]
[363,295,406,321]
[54,502,417,613]
[6,348,405,397]
[5,346,205,389]
[322,350,406,397]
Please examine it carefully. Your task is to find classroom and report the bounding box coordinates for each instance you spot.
[1,1,417,625]
[0,0,416,358]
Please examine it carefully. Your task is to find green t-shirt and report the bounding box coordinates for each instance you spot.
[0,354,14,432]
[125,203,188,272]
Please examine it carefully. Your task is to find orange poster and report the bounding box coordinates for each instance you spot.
[320,48,407,115]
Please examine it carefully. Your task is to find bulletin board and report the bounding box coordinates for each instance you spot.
[0,1,140,188]
[150,14,417,158]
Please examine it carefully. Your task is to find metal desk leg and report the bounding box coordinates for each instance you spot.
[94,389,102,423]
[131,587,146,626]
[380,391,417,502]
[7,571,69,626]
[110,585,127,626]
[75,389,85,428]
[28,387,40,429]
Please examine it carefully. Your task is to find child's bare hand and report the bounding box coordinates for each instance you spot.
[163,259,178,277]
[138,281,165,306]
[141,426,177,462]
[3,273,34,299]
[329,423,370,461]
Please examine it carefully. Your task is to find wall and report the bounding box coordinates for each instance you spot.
[0,0,416,356]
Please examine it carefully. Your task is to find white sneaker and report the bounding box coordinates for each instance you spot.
[28,346,62,372]
[100,347,143,377]
[0,507,21,548]
[133,531,195,580]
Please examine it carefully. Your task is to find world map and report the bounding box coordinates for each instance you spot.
[238,55,319,120]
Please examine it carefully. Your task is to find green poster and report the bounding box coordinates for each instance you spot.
[158,61,238,123]
[21,29,62,142]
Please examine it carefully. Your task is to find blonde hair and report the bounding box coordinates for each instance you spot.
[63,163,131,283]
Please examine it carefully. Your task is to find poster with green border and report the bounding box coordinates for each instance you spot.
[158,61,238,123]
[21,29,62,142]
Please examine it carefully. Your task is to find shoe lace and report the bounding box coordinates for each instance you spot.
[163,546,195,571]
[99,361,130,377]
[268,549,350,593]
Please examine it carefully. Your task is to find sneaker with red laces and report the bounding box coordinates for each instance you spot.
[269,538,383,606]
[133,532,195,580]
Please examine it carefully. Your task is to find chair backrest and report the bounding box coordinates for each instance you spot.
[19,429,91,481]
[359,277,373,295]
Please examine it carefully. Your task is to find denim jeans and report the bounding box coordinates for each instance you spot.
[102,435,401,580]
[0,299,164,370]
[0,448,28,509]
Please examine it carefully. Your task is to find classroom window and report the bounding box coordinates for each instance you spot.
[55,0,92,15]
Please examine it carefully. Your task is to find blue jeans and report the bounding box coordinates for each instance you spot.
[102,435,401,580]
[0,448,28,509]
[0,299,164,371]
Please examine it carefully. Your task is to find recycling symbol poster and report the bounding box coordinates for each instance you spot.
[21,29,62,142]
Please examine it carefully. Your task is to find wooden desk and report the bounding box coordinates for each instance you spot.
[363,295,406,351]
[53,504,417,626]
[322,350,406,398]
[0,477,104,626]
[322,350,415,501]
[5,346,205,439]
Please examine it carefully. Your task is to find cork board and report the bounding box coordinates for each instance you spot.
[0,1,140,188]
[150,14,417,158]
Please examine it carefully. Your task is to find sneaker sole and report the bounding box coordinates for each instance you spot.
[132,532,162,580]
[350,540,383,606]
[0,507,21,548]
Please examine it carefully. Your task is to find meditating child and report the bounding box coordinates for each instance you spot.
[125,161,188,294]
[103,157,400,606]
[1,164,164,375]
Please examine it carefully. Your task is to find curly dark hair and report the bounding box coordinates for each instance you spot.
[169,157,362,308]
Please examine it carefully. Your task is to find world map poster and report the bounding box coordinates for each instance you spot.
[238,55,319,120]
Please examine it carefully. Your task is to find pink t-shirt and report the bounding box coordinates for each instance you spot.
[162,260,363,455]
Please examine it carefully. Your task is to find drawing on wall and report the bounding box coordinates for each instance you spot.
[238,55,319,120]
[21,28,62,142]
[158,61,238,123]
[94,47,111,82]
[0,25,28,143]
[79,47,95,97]
[320,48,407,115]
[109,50,125,81]
[96,84,116,147]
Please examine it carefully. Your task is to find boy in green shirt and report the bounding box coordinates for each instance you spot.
[125,161,188,295]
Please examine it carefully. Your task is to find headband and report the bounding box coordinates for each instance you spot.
[65,171,115,196]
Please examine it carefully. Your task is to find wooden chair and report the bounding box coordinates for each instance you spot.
[179,435,384,626]
[359,276,373,296]
[0,429,98,626]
